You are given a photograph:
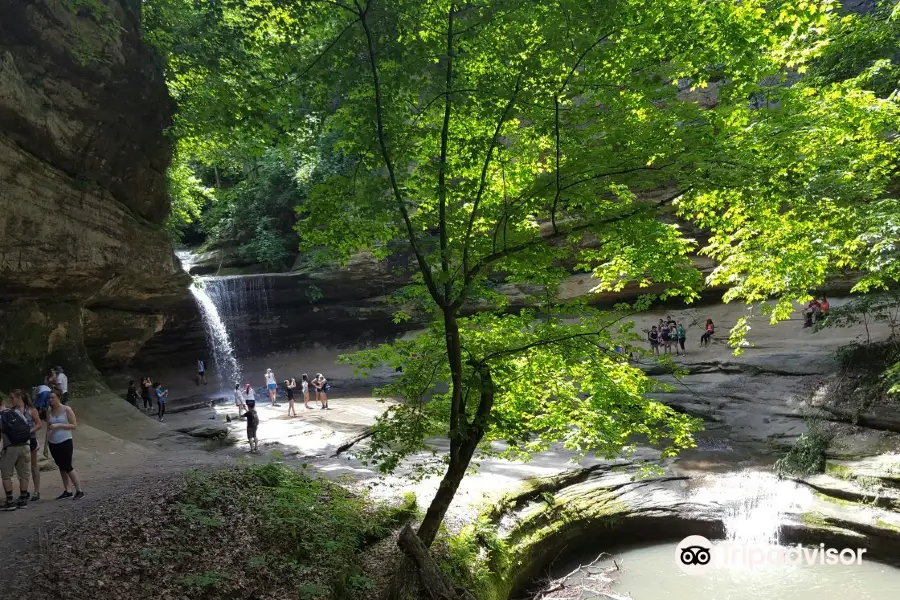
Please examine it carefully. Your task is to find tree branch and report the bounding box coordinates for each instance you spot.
[466,186,689,283]
[438,5,455,302]
[356,0,443,305]
[456,73,523,311]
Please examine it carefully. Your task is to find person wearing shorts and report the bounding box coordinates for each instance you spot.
[196,359,207,385]
[245,400,259,452]
[301,374,311,409]
[284,379,297,417]
[1,392,33,510]
[264,369,277,405]
[46,391,84,500]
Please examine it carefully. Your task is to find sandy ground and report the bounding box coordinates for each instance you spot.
[0,297,885,588]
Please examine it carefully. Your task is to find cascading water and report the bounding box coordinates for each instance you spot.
[177,251,243,390]
[189,280,243,387]
[690,470,812,545]
[203,276,273,355]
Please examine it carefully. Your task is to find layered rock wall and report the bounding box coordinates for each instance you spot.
[0,0,190,385]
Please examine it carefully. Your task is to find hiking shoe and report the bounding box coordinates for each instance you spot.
[31,492,40,501]
[73,491,85,500]
[4,500,16,511]
[56,491,73,500]
[15,496,28,509]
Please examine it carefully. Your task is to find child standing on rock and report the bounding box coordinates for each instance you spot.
[245,399,259,453]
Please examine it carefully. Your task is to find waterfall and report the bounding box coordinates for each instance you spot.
[690,470,812,545]
[177,251,276,390]
[203,276,273,355]
[177,251,243,390]
[189,280,242,388]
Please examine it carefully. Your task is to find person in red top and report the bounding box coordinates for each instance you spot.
[804,299,822,327]
[819,296,830,314]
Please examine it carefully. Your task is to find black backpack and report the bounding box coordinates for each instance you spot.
[1,409,31,446]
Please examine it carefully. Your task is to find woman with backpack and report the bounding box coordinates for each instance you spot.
[1,391,37,510]
[46,391,84,500]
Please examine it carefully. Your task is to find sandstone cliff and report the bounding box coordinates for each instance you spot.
[0,0,189,385]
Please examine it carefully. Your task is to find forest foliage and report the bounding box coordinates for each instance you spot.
[143,0,900,549]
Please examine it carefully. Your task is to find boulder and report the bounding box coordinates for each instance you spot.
[181,424,229,438]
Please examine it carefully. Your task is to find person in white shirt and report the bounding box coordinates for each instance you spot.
[196,359,207,386]
[264,369,277,406]
[233,383,245,417]
[54,367,69,405]
[243,383,256,406]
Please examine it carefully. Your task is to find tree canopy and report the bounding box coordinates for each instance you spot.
[145,0,900,550]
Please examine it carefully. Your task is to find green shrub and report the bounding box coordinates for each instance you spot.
[775,429,832,477]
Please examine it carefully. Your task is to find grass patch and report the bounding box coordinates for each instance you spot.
[35,463,417,600]
[875,519,900,533]
[825,463,854,480]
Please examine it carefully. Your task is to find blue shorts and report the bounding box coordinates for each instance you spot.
[267,383,276,390]
[35,391,50,408]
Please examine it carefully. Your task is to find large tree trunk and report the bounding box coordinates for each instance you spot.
[417,348,495,547]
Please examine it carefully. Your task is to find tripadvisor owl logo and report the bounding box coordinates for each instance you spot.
[675,535,869,574]
[676,535,714,574]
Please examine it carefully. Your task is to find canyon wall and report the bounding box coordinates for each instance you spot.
[0,0,192,386]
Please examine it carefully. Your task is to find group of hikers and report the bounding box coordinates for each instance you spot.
[646,316,715,356]
[125,377,170,422]
[126,364,332,453]
[1,366,84,511]
[230,369,331,453]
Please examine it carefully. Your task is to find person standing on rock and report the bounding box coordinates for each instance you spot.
[301,374,311,409]
[54,366,69,405]
[676,323,687,356]
[19,390,43,502]
[243,383,256,408]
[314,374,330,410]
[154,383,168,422]
[1,391,35,510]
[284,379,297,417]
[233,383,246,417]
[264,369,277,406]
[141,375,153,412]
[196,359,207,386]
[46,391,84,500]
[647,326,660,356]
[126,380,140,408]
[245,399,259,453]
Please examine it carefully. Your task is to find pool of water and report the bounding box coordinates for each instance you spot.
[589,543,900,600]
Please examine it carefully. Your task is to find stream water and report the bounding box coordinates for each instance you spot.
[604,543,900,599]
[553,470,900,599]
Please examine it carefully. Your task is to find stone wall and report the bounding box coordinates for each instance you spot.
[0,0,190,386]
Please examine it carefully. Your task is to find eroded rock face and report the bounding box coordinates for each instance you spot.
[0,0,188,384]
